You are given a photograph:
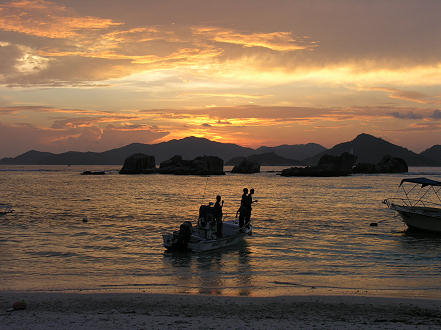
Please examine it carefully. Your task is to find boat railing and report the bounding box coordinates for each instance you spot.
[384,197,441,209]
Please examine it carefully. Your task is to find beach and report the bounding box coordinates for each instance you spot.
[2,292,441,329]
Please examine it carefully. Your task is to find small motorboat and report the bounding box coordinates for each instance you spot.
[162,203,252,252]
[0,203,14,216]
[383,177,441,232]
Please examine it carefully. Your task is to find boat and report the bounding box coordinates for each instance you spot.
[0,203,14,216]
[383,177,441,232]
[162,203,252,252]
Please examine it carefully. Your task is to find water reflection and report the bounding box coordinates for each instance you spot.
[237,245,252,296]
[400,229,441,254]
[163,242,252,296]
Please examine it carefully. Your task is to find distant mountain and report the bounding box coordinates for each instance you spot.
[100,137,256,164]
[420,145,441,164]
[0,150,108,165]
[226,152,303,166]
[304,133,439,166]
[0,137,256,165]
[255,143,326,160]
[0,136,327,165]
[2,134,436,166]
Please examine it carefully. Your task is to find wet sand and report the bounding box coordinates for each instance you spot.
[2,292,441,329]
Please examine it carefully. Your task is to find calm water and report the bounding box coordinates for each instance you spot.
[1,165,441,298]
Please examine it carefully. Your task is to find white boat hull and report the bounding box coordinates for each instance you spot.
[163,220,252,252]
[391,204,441,232]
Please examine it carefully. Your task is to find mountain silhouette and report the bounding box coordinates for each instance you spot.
[304,133,439,166]
[420,145,441,164]
[0,137,254,165]
[0,137,325,165]
[255,143,326,160]
[1,134,438,166]
[226,152,302,166]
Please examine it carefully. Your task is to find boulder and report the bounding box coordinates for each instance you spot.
[353,155,408,174]
[158,155,224,175]
[317,152,357,172]
[119,153,156,174]
[81,171,105,175]
[280,152,357,177]
[231,159,260,174]
[375,155,408,173]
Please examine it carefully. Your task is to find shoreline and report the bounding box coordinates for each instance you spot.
[2,292,441,329]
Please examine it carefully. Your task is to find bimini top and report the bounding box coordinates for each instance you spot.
[400,177,441,187]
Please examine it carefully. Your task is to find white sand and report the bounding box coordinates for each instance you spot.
[1,292,441,329]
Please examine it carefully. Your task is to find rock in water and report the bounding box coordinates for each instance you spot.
[280,152,357,177]
[119,153,156,174]
[317,152,357,173]
[81,171,105,175]
[231,159,260,174]
[158,155,225,175]
[375,155,408,173]
[353,155,408,174]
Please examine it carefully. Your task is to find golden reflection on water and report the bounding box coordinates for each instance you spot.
[1,165,441,298]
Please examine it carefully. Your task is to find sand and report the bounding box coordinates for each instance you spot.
[1,292,441,329]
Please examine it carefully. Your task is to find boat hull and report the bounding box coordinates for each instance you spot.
[391,204,441,232]
[163,220,252,252]
[187,231,248,252]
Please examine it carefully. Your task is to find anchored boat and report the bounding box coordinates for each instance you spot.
[162,203,252,252]
[383,177,441,232]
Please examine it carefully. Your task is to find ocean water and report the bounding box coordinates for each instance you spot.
[1,165,441,298]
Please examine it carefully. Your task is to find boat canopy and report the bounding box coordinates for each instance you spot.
[400,177,441,187]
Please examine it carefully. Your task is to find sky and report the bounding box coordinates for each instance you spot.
[0,0,440,158]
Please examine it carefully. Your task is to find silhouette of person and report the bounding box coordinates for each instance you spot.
[213,195,223,238]
[236,188,248,228]
[245,188,254,224]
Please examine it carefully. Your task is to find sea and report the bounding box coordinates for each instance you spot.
[1,165,441,298]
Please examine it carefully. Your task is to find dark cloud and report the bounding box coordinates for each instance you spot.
[432,109,441,119]
[391,111,423,120]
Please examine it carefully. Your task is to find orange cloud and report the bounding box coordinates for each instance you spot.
[0,0,121,39]
[0,103,439,156]
[371,87,441,105]
[192,26,316,51]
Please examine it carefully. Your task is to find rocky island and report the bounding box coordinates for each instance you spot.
[158,155,224,175]
[119,154,225,175]
[281,153,408,177]
[231,159,260,174]
[119,153,156,174]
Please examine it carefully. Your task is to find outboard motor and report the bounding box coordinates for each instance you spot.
[198,204,214,227]
[177,221,193,249]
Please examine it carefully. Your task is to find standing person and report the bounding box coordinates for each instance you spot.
[236,188,248,228]
[213,195,224,238]
[245,188,255,225]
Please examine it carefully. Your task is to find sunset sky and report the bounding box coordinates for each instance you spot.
[0,0,440,157]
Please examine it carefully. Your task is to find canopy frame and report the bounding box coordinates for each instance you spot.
[398,177,441,207]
